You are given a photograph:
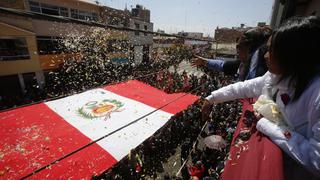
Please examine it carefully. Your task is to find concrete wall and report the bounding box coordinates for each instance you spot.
[129,18,153,46]
[134,45,143,64]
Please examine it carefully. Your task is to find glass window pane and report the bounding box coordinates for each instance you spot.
[71,9,78,19]
[135,23,140,35]
[59,7,69,17]
[29,0,41,12]
[144,25,148,36]
[92,13,98,21]
[36,36,61,55]
[28,0,39,6]
[0,38,30,61]
[78,11,86,20]
[41,4,59,16]
[30,6,41,13]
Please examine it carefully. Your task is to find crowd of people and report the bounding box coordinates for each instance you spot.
[96,67,242,179]
[2,15,319,179]
[0,29,255,179]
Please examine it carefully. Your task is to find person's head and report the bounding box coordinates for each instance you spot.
[237,27,271,62]
[195,160,203,167]
[264,16,320,100]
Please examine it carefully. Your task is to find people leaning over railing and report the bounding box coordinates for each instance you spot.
[192,27,271,81]
[202,16,320,178]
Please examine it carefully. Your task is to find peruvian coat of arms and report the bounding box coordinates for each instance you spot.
[77,99,124,119]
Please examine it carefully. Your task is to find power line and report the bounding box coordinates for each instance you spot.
[176,121,208,177]
[0,62,193,112]
[0,7,215,43]
[20,81,204,179]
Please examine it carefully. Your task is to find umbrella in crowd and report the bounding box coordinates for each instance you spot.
[204,135,227,150]
[0,27,242,179]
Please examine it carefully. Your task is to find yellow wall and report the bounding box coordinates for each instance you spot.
[39,53,82,70]
[0,0,109,74]
[0,22,41,76]
[0,14,34,32]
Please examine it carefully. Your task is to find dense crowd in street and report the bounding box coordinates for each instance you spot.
[0,44,243,180]
[95,64,242,179]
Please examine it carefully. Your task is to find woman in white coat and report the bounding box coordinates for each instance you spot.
[202,16,320,177]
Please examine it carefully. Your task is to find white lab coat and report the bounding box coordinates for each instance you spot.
[206,72,320,176]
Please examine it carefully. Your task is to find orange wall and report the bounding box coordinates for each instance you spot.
[39,53,82,70]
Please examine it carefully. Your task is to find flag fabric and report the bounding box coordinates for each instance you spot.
[0,80,198,179]
[221,99,283,180]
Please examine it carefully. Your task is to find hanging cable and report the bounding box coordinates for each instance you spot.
[0,61,195,112]
[20,82,205,179]
[0,7,215,43]
[175,121,208,177]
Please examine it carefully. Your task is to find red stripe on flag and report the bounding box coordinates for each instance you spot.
[0,103,117,179]
[104,80,199,114]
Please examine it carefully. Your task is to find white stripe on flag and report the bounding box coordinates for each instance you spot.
[45,88,172,160]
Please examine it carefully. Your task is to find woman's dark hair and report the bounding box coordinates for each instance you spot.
[271,16,320,101]
[240,27,272,53]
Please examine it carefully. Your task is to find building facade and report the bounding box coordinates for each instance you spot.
[0,1,154,98]
[129,5,153,64]
[0,0,103,97]
[213,26,246,58]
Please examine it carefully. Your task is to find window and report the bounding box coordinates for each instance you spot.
[29,1,69,17]
[135,23,140,36]
[92,13,98,21]
[41,3,59,16]
[144,25,148,36]
[36,36,61,55]
[59,7,69,17]
[29,0,41,13]
[0,38,30,61]
[78,10,87,20]
[71,9,98,21]
[71,9,78,19]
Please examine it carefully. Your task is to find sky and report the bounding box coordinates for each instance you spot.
[98,0,274,37]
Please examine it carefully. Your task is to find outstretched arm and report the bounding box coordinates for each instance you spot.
[191,55,225,72]
[205,72,271,104]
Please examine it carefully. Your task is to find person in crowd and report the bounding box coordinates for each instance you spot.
[192,27,271,80]
[188,160,205,179]
[202,16,320,177]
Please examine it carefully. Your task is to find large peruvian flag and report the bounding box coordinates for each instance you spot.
[0,80,198,179]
